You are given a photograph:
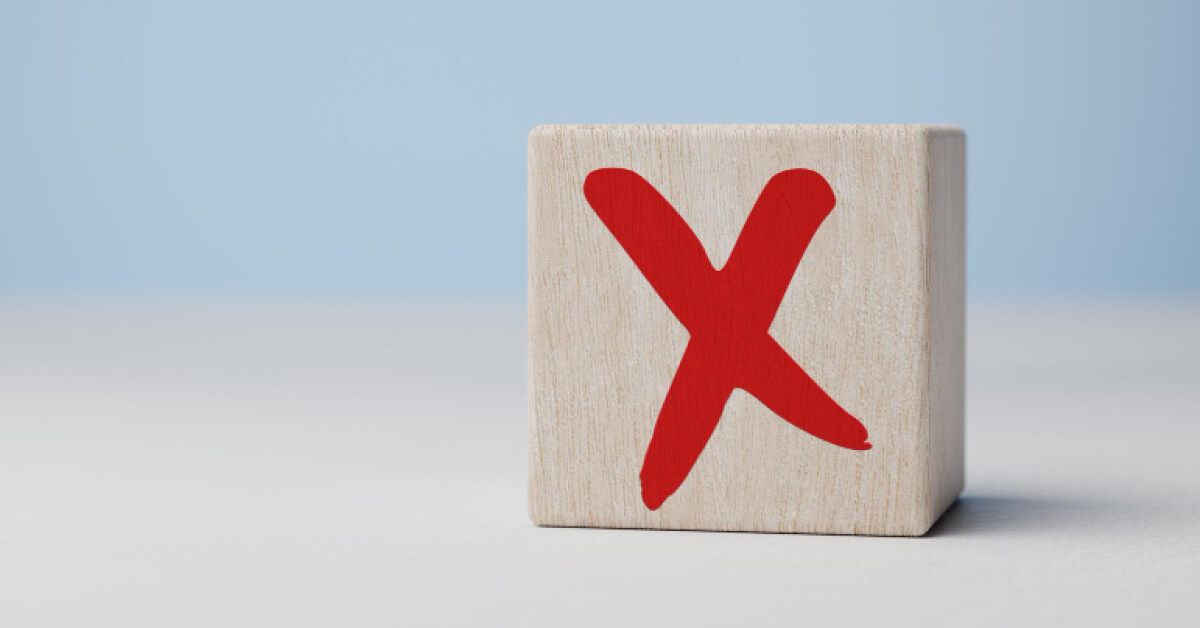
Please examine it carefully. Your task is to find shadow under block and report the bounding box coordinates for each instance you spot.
[528,125,965,536]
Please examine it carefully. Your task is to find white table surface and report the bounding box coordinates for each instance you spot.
[2,298,1197,626]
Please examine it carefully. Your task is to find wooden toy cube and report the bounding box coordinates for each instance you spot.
[528,125,964,536]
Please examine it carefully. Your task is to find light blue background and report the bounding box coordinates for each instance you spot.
[2,0,1196,298]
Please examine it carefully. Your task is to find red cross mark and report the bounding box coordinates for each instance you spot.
[583,168,872,510]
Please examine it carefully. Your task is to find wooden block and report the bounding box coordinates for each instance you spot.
[528,125,964,536]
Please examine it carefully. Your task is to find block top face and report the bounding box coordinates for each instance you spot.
[528,124,964,536]
[531,123,961,135]
[529,125,963,157]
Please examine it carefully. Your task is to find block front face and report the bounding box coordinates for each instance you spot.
[528,125,963,536]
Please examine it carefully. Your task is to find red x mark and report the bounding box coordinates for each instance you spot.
[583,168,872,510]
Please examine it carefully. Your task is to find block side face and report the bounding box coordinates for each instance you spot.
[529,128,598,526]
[923,128,967,530]
[529,125,938,535]
[527,130,547,525]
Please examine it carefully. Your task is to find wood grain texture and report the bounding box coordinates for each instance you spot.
[528,125,965,536]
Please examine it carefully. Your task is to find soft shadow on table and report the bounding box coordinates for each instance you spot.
[925,494,1163,538]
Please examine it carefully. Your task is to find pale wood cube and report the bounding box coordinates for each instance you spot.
[528,125,965,536]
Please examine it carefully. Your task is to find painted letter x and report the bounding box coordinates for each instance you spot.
[583,168,872,510]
